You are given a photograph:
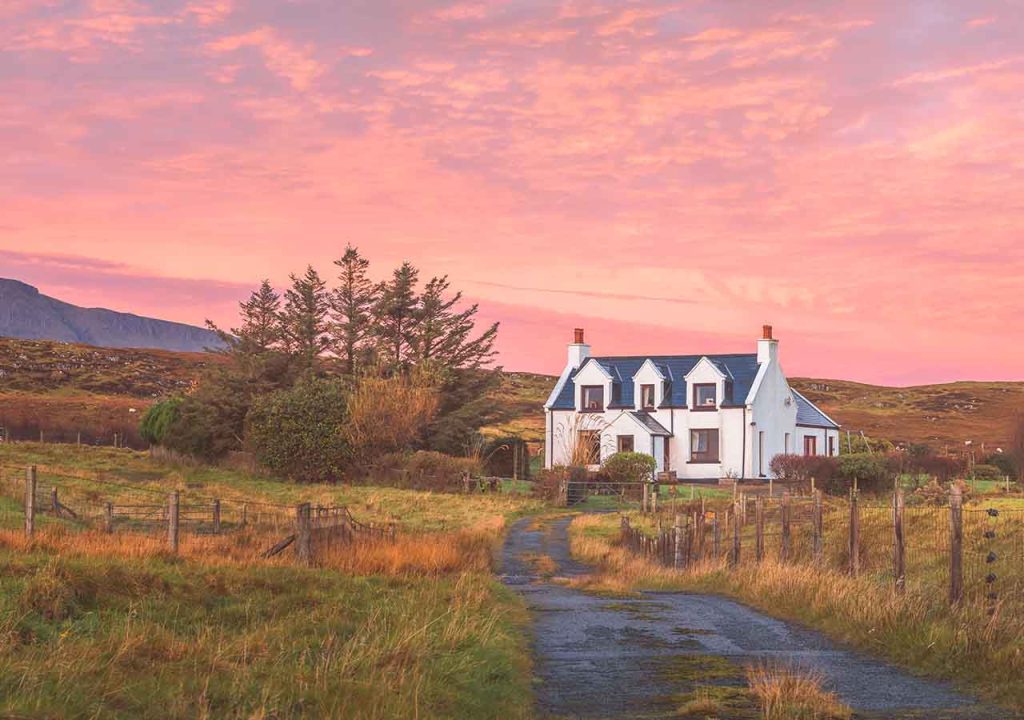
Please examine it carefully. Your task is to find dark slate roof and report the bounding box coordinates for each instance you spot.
[549,354,760,410]
[793,389,840,429]
[629,411,671,436]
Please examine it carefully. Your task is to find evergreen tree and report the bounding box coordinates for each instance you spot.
[207,279,283,356]
[372,262,419,372]
[330,245,375,375]
[281,266,331,374]
[413,275,498,370]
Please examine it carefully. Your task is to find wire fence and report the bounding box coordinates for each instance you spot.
[619,486,1022,613]
[0,464,396,565]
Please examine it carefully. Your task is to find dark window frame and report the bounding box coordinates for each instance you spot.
[640,383,656,410]
[580,385,605,412]
[617,435,634,453]
[689,428,720,463]
[804,435,818,456]
[692,383,718,410]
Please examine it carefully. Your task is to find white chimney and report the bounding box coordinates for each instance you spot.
[568,327,590,369]
[757,324,778,364]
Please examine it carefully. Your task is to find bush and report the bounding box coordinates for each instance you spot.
[915,478,972,506]
[372,451,480,491]
[972,463,1002,481]
[532,466,587,502]
[986,453,1019,479]
[138,398,181,445]
[836,453,897,494]
[601,452,656,484]
[908,453,962,483]
[769,454,838,493]
[246,378,351,482]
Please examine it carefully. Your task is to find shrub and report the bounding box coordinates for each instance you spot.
[971,464,1002,481]
[532,465,587,502]
[836,453,897,494]
[343,369,439,473]
[601,452,656,484]
[909,453,962,483]
[985,452,1019,479]
[915,478,972,506]
[138,398,181,445]
[246,378,351,482]
[769,454,838,493]
[372,450,480,491]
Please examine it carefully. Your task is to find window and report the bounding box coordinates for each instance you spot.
[693,384,717,410]
[785,432,792,454]
[828,435,835,457]
[578,430,601,465]
[581,385,604,411]
[690,429,720,463]
[617,435,634,453]
[640,384,655,410]
[804,435,818,456]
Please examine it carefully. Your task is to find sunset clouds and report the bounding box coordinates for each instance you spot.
[2,1,1023,383]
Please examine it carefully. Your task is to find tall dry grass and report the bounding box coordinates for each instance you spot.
[568,512,1024,709]
[0,521,503,577]
[746,663,851,720]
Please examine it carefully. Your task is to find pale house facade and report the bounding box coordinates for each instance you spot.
[543,326,840,480]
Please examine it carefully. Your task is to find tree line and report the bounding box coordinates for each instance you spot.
[141,246,501,482]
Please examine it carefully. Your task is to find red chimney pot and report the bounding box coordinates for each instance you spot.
[762,324,773,340]
[574,328,585,344]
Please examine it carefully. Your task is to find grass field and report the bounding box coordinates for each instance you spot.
[0,443,540,718]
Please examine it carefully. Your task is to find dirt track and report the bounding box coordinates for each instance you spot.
[501,515,1000,719]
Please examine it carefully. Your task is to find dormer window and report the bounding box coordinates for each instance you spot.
[581,385,604,412]
[693,383,717,410]
[640,384,655,410]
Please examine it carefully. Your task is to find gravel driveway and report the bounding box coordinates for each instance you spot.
[501,514,1003,719]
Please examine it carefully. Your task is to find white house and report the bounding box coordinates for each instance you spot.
[543,326,840,480]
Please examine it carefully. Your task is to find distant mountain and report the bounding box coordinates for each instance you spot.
[0,278,224,352]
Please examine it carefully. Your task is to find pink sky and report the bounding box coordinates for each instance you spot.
[3,0,1023,385]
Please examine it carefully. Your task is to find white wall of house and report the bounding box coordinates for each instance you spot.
[795,426,841,458]
[543,329,838,479]
[746,337,798,478]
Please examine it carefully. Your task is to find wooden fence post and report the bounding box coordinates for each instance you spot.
[731,508,741,566]
[241,503,248,526]
[642,482,650,513]
[813,490,824,565]
[755,495,765,562]
[50,487,59,516]
[673,514,683,569]
[104,502,114,533]
[949,485,963,606]
[712,513,721,561]
[168,491,180,554]
[893,490,905,593]
[296,503,312,565]
[848,489,860,577]
[781,491,791,562]
[651,482,658,514]
[694,511,705,563]
[212,499,221,535]
[24,466,37,538]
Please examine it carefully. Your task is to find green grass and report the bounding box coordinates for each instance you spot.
[0,546,531,719]
[0,443,543,532]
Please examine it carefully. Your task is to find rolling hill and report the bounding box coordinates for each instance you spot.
[0,337,1020,454]
[0,278,224,352]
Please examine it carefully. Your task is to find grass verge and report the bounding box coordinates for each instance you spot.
[568,513,1024,712]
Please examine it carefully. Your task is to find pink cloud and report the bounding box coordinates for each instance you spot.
[2,0,1023,384]
[207,26,324,90]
